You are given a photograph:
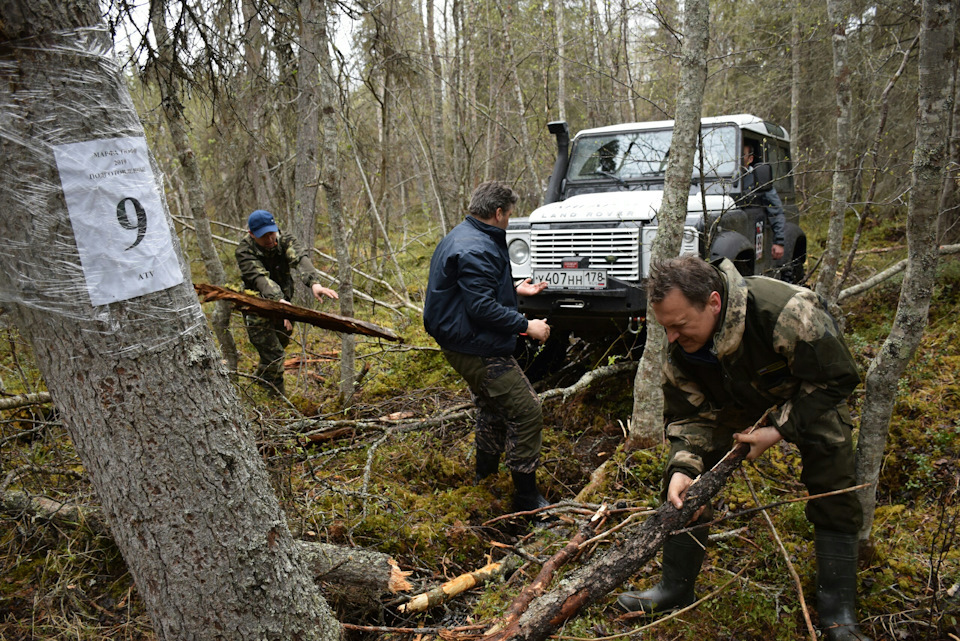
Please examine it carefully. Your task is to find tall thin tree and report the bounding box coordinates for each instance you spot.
[149,0,239,373]
[628,0,709,447]
[855,0,956,543]
[817,0,855,301]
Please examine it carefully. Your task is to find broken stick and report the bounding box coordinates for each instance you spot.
[398,556,520,613]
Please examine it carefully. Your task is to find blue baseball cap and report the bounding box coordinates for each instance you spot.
[247,210,279,237]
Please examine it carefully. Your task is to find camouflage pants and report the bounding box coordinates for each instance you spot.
[442,350,542,474]
[666,405,862,533]
[243,314,292,388]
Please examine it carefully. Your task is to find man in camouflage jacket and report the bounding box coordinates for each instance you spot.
[618,256,871,641]
[236,209,337,394]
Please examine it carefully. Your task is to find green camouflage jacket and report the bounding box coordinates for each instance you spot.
[235,233,322,302]
[663,258,861,480]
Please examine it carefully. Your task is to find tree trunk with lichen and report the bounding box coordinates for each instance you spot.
[0,2,340,638]
[817,0,855,301]
[855,0,956,543]
[628,0,709,448]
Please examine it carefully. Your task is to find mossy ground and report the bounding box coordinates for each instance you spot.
[2,217,959,639]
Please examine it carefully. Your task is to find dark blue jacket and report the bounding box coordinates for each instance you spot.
[424,216,529,356]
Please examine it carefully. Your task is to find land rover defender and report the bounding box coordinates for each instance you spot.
[506,114,806,336]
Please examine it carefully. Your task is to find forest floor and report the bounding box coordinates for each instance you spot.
[1,221,959,640]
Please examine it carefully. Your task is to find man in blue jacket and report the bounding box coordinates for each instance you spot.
[424,181,552,512]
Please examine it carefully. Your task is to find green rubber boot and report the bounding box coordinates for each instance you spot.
[617,528,708,614]
[816,529,873,641]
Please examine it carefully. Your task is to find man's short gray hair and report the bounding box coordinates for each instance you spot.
[647,255,722,309]
[468,181,519,220]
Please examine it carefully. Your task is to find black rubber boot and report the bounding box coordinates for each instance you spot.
[816,529,873,641]
[475,450,501,483]
[510,470,551,512]
[617,528,708,614]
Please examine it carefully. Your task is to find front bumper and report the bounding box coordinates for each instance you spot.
[517,277,647,335]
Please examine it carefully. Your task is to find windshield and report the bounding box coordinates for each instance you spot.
[567,125,738,181]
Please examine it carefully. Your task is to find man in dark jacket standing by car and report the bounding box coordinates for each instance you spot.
[424,181,553,512]
[236,209,338,395]
[617,255,871,641]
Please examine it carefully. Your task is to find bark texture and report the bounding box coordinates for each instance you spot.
[855,0,956,541]
[2,489,410,598]
[0,3,340,639]
[629,0,709,447]
[817,0,855,301]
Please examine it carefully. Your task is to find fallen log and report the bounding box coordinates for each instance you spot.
[194,283,401,342]
[479,412,771,641]
[2,490,409,598]
[484,512,603,636]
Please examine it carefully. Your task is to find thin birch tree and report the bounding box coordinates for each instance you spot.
[817,0,855,302]
[628,0,709,447]
[855,0,956,543]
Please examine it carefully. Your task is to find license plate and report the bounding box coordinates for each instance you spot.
[533,269,607,290]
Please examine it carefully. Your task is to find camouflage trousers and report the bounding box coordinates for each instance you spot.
[666,405,862,533]
[442,350,542,474]
[243,314,292,389]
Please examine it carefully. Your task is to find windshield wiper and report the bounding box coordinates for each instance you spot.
[592,170,628,188]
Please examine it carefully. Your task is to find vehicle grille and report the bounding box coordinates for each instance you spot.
[530,227,641,281]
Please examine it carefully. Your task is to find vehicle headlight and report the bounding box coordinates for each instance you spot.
[682,228,698,244]
[509,239,530,264]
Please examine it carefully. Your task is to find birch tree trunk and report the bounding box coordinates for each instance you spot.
[426,0,457,230]
[855,0,955,543]
[0,2,339,639]
[817,0,855,302]
[790,2,802,204]
[149,0,238,373]
[627,0,709,448]
[314,0,356,403]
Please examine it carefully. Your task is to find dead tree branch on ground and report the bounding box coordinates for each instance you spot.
[478,412,771,641]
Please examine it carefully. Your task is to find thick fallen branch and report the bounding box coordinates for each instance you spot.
[173,215,419,314]
[1,490,409,597]
[298,538,411,595]
[194,283,402,342]
[479,412,772,641]
[485,511,605,636]
[0,391,52,411]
